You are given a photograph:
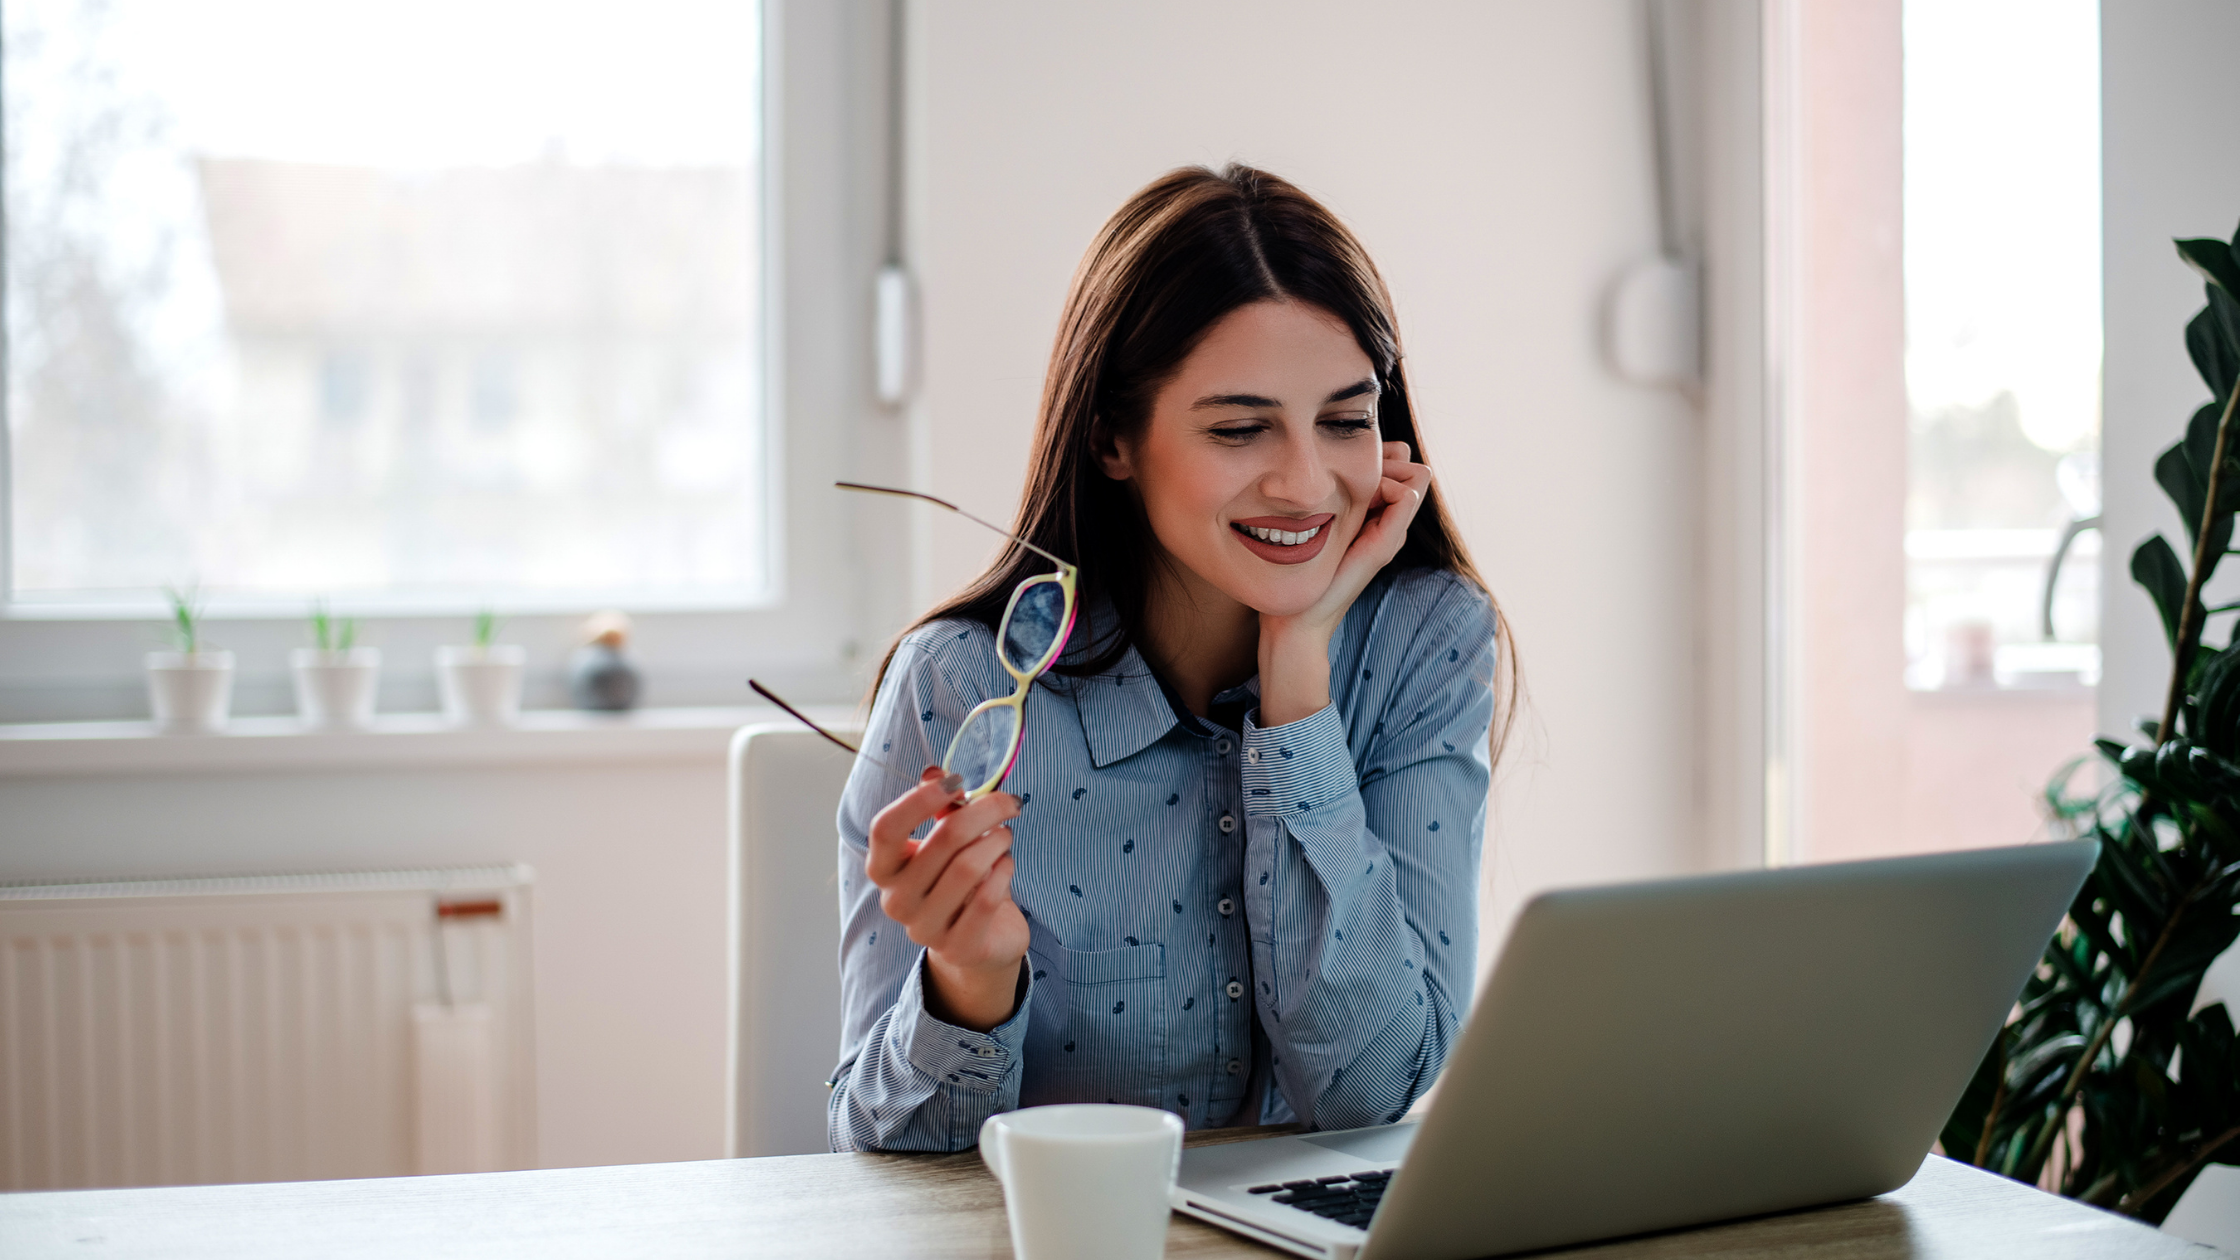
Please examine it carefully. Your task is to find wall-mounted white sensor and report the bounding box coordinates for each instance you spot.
[875,264,913,405]
[1604,256,1701,390]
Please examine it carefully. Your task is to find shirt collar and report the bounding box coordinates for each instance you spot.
[1067,651,1181,769]
[1059,598,1260,768]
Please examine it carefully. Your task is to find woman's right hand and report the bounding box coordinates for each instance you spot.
[866,767,1030,1032]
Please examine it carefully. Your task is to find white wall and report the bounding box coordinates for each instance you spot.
[899,0,1719,949]
[0,747,734,1171]
[2099,1,2240,740]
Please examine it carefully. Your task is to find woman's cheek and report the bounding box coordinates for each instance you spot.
[1332,510,1368,558]
[1339,466,1383,529]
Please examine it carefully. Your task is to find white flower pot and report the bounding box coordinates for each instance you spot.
[145,650,235,734]
[291,647,382,730]
[436,644,527,727]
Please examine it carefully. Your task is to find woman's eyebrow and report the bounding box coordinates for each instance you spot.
[1190,378,1380,411]
[1191,392,1281,410]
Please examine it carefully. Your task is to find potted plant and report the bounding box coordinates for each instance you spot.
[291,600,381,730]
[1941,222,2240,1220]
[436,609,526,727]
[144,586,233,734]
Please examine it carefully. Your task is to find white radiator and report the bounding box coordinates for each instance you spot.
[0,865,535,1190]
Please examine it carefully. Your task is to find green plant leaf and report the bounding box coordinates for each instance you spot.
[2134,534,2190,647]
[2070,900,2131,972]
[2012,1030,2089,1093]
[164,585,200,654]
[2119,740,2164,792]
[2163,401,2240,572]
[2186,745,2240,793]
[2135,937,2237,1015]
[2208,514,2239,595]
[2190,645,2231,728]
[2100,825,2174,924]
[2189,393,2226,474]
[2180,235,2240,295]
[2196,652,2240,757]
[2160,441,2206,540]
[2188,303,2240,405]
[2214,286,2240,379]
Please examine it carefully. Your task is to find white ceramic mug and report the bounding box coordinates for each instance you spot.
[980,1104,1183,1260]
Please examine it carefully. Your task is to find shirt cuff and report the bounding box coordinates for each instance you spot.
[1241,704,1355,817]
[890,951,1031,1094]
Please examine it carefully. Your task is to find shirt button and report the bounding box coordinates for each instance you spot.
[1216,738,1232,754]
[1218,814,1236,834]
[1218,897,1235,917]
[1226,1058,1243,1075]
[1226,980,1245,1000]
[1245,746,1259,763]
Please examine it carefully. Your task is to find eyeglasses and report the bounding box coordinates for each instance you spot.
[749,481,1078,801]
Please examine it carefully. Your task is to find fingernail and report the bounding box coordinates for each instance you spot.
[940,772,964,794]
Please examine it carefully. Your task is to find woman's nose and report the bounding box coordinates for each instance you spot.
[1259,432,1328,505]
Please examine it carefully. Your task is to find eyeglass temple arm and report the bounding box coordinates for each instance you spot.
[748,679,913,781]
[835,481,1075,571]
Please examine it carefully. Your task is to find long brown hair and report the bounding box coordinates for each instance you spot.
[883,163,1515,755]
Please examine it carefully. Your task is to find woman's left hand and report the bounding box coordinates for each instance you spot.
[1257,442,1432,726]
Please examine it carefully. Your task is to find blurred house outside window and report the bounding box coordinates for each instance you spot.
[1903,0,2100,694]
[3,0,765,612]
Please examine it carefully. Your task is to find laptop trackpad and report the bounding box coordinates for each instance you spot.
[1302,1122,1418,1164]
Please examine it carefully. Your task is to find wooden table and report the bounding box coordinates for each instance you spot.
[0,1127,2211,1258]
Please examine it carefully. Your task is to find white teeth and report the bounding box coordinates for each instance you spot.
[1242,524,1321,546]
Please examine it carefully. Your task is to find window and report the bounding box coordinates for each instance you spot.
[1777,0,2103,864]
[1902,0,2101,691]
[4,0,766,610]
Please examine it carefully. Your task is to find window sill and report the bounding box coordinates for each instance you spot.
[0,704,857,778]
[1906,683,2098,704]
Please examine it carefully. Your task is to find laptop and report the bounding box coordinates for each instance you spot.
[1172,840,2097,1259]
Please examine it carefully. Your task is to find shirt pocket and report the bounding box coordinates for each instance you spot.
[1022,939,1168,1111]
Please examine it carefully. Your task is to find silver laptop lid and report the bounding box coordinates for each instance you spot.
[1359,839,2096,1260]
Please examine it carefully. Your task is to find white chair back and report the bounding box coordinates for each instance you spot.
[726,723,858,1157]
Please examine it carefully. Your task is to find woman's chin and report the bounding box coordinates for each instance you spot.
[1231,581,1328,620]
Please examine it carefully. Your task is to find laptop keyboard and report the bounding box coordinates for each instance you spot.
[1246,1170,1391,1229]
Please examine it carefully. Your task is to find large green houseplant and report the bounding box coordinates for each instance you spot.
[1939,221,2240,1221]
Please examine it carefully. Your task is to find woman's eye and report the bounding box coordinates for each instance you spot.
[1209,424,1267,441]
[1320,415,1376,434]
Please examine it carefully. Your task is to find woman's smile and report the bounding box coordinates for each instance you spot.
[1100,299,1384,619]
[1230,513,1336,565]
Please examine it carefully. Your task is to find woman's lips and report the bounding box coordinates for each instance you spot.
[1230,513,1336,567]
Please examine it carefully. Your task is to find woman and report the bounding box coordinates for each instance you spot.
[829,164,1509,1152]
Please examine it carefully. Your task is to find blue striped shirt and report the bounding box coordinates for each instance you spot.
[828,565,1496,1152]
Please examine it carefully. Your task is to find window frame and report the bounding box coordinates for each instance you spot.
[0,0,897,722]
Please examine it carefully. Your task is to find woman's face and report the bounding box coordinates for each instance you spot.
[1101,300,1385,618]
